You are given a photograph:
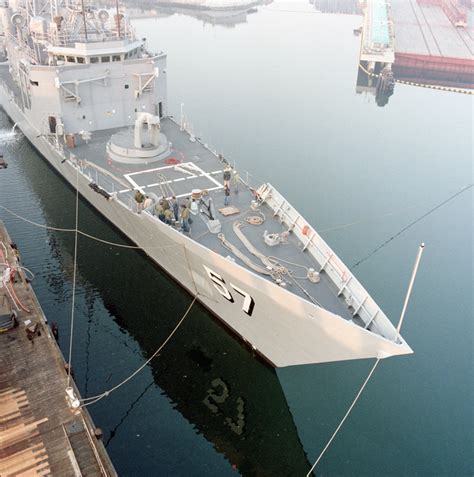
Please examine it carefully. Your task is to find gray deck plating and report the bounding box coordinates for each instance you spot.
[0,57,357,325]
[65,117,356,324]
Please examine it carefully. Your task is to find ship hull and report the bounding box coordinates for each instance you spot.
[0,84,413,367]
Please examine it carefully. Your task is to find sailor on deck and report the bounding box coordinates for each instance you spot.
[134,190,144,214]
[180,204,191,233]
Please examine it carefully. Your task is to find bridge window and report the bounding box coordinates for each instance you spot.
[112,55,121,62]
[76,57,85,64]
[90,57,99,64]
[101,56,110,63]
[66,56,75,63]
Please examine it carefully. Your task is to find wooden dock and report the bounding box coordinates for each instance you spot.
[0,221,116,477]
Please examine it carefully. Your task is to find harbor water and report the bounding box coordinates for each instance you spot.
[0,2,472,475]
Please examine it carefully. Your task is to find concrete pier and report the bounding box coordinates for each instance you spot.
[359,0,473,88]
[0,221,116,477]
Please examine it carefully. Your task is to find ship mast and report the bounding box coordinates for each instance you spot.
[115,0,121,40]
[80,0,88,41]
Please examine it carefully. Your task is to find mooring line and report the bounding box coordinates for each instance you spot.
[351,184,472,269]
[66,169,79,388]
[0,205,185,250]
[80,295,198,408]
[306,358,381,476]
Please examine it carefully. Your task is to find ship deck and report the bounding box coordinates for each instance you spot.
[0,56,368,327]
[69,119,358,325]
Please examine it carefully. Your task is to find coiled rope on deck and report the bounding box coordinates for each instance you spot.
[0,242,31,313]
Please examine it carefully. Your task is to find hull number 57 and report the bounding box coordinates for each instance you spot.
[204,265,255,316]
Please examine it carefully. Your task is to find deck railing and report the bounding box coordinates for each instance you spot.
[39,119,398,342]
[7,33,39,64]
[264,184,399,342]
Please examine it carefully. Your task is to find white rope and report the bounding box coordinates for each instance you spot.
[2,275,21,311]
[80,295,198,407]
[1,242,8,260]
[0,205,186,250]
[318,203,423,234]
[306,358,381,476]
[218,233,271,276]
[67,169,79,387]
[233,222,287,276]
[287,274,322,307]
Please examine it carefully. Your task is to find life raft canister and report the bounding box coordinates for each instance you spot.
[302,225,310,236]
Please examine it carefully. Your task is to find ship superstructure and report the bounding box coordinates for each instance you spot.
[0,0,413,366]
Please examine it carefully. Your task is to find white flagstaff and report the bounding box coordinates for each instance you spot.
[397,243,425,333]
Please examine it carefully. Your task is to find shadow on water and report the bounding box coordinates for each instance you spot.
[1,122,313,475]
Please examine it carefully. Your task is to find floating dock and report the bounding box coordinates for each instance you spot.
[0,221,116,476]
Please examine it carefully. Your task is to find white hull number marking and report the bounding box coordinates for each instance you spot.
[204,265,255,316]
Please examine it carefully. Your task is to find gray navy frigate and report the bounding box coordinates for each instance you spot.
[0,0,413,367]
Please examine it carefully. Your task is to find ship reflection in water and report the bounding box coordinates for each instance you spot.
[8,134,312,475]
[310,0,361,15]
[115,0,273,27]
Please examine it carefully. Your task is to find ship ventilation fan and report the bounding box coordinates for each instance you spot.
[10,13,26,27]
[97,10,109,23]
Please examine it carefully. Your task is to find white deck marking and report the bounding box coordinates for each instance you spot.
[124,175,142,192]
[125,163,183,177]
[123,162,223,194]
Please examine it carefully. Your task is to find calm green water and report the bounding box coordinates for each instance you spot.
[0,2,472,475]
